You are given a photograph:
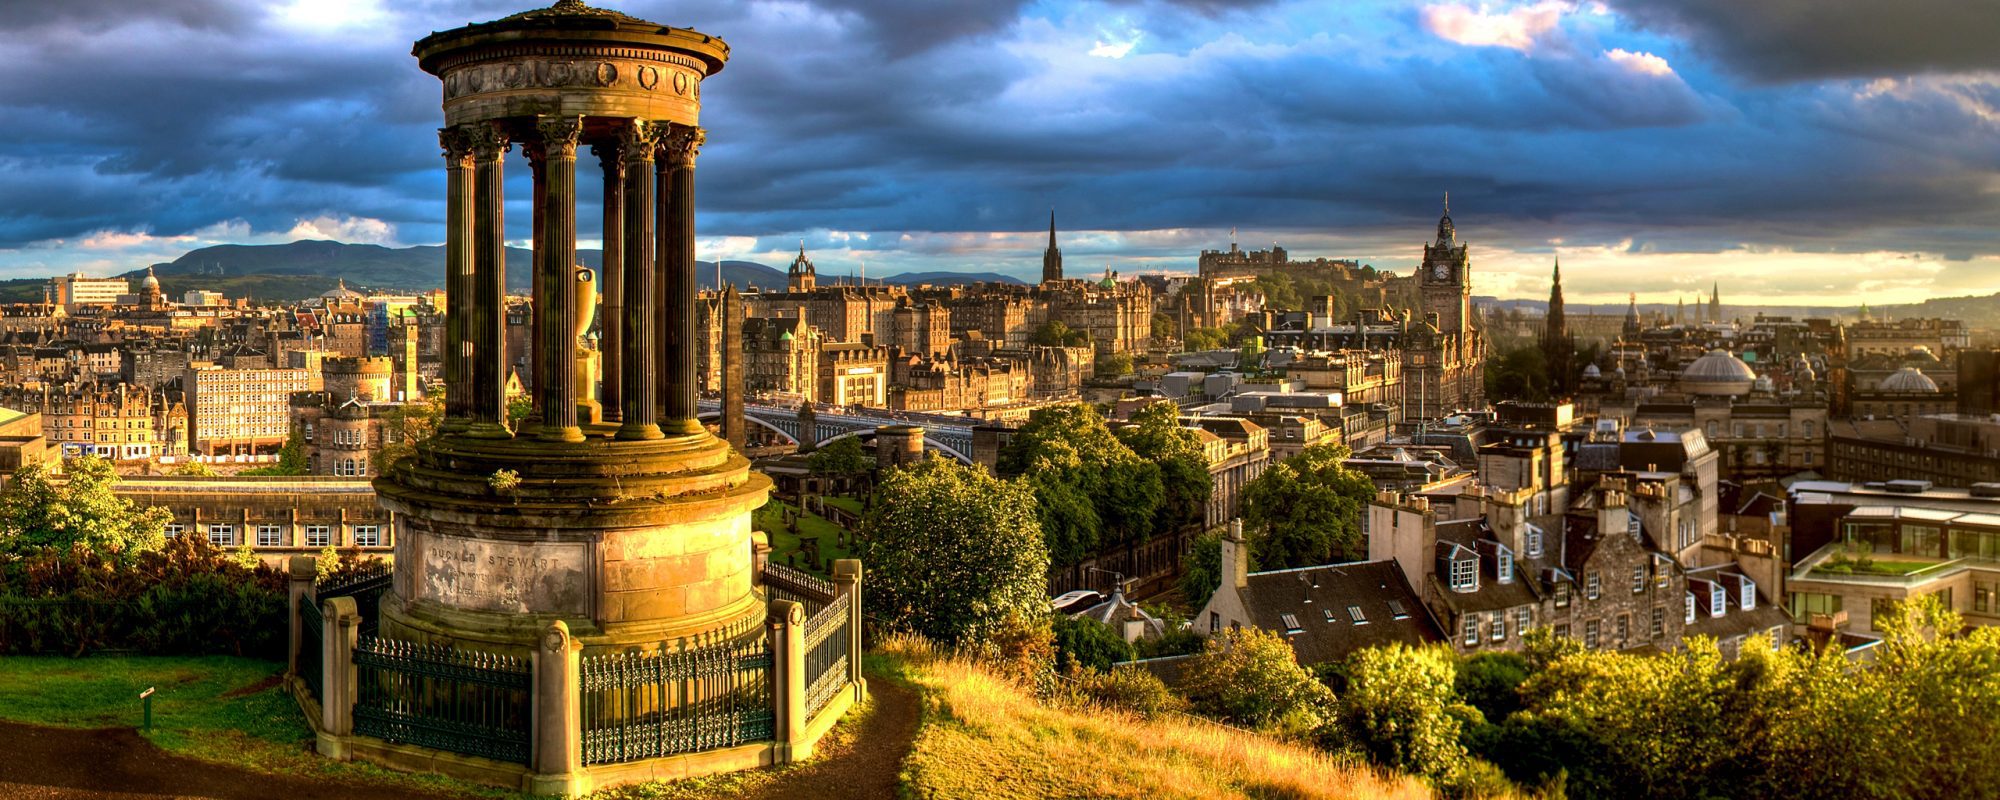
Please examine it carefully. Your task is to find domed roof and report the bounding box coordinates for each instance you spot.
[1880,366,1940,393]
[1582,363,1602,379]
[320,279,363,301]
[142,266,160,291]
[1682,349,1756,396]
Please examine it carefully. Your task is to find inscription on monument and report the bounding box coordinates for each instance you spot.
[419,537,588,614]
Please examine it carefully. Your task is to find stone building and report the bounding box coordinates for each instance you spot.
[117,475,394,564]
[289,356,400,478]
[1197,521,1444,667]
[0,382,165,461]
[819,342,890,406]
[185,364,311,454]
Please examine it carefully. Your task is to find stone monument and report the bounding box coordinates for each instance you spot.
[379,0,769,654]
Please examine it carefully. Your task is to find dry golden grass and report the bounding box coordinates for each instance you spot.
[878,636,1433,800]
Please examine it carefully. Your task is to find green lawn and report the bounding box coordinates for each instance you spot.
[755,500,855,577]
[1815,556,1945,576]
[0,655,507,797]
[821,496,865,516]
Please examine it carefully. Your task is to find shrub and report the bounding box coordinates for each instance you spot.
[1053,613,1136,673]
[0,535,288,658]
[1181,627,1337,736]
[1076,665,1189,718]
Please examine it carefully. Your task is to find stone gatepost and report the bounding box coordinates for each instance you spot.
[751,531,771,585]
[318,596,359,759]
[530,620,585,797]
[768,599,805,762]
[832,559,866,693]
[286,555,316,677]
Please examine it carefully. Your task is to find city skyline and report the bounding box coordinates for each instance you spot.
[1,0,1996,306]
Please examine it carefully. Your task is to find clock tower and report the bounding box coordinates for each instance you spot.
[1419,193,1471,335]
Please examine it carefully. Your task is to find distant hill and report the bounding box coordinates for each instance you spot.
[882,271,1027,286]
[114,240,785,300]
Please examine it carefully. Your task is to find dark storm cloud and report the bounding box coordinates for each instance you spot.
[1603,0,2000,82]
[805,0,1035,57]
[0,0,258,32]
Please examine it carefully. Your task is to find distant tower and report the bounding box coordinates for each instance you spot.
[1623,292,1641,336]
[1041,210,1064,284]
[1709,282,1721,323]
[1418,193,1471,335]
[1676,296,1685,327]
[1540,259,1575,397]
[787,241,817,293]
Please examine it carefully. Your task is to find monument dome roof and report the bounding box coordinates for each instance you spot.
[1880,366,1940,393]
[1682,349,1755,395]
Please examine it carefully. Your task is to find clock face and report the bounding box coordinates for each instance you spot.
[1433,263,1450,280]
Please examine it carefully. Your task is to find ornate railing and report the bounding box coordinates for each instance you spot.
[298,599,324,701]
[352,636,534,765]
[764,563,835,614]
[578,634,775,765]
[802,592,852,720]
[317,567,394,634]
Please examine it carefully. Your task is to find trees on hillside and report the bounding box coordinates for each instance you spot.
[998,403,1164,565]
[1241,442,1375,568]
[1340,644,1473,784]
[857,459,1050,646]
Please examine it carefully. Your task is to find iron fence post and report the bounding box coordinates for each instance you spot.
[832,559,865,698]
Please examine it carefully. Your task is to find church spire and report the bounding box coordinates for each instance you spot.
[1041,209,1064,284]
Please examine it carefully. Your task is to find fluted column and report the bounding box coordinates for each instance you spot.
[534,115,585,443]
[438,127,475,433]
[662,126,705,434]
[466,123,510,439]
[593,141,625,423]
[616,121,663,440]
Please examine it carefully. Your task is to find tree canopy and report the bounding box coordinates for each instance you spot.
[807,435,870,476]
[997,403,1166,565]
[856,459,1050,646]
[0,457,169,565]
[1115,401,1214,536]
[1241,442,1375,568]
[1032,319,1090,348]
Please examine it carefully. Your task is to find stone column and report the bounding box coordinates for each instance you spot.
[653,145,670,428]
[439,127,475,433]
[286,555,316,677]
[317,596,359,759]
[662,126,706,434]
[768,599,805,763]
[467,124,511,439]
[832,559,865,694]
[616,120,663,440]
[593,142,625,424]
[529,620,583,796]
[534,115,585,443]
[722,286,745,450]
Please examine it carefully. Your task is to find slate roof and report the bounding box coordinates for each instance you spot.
[1233,560,1443,665]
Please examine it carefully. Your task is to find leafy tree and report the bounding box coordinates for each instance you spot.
[1052,613,1135,673]
[1456,651,1532,723]
[807,435,871,476]
[242,428,310,476]
[1184,327,1229,352]
[1340,644,1473,784]
[1486,345,1552,403]
[0,457,169,565]
[998,403,1163,565]
[1150,312,1175,344]
[171,460,216,477]
[1032,319,1090,348]
[1178,529,1225,610]
[1181,626,1337,736]
[1093,353,1134,378]
[1115,400,1213,535]
[856,459,1050,646]
[1241,442,1374,568]
[374,394,443,475]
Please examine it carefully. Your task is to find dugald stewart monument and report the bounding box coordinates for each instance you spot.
[292,3,864,795]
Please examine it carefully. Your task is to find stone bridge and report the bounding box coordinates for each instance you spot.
[697,401,976,464]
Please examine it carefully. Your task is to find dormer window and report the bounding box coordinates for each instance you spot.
[1525,524,1544,557]
[1497,547,1514,584]
[1449,551,1479,593]
[1686,592,1697,623]
[1739,576,1757,610]
[1710,585,1727,617]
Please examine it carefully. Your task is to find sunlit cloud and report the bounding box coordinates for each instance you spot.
[1421,1,1572,51]
[1605,48,1673,77]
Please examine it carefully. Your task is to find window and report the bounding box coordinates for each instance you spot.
[354,525,380,547]
[164,523,184,538]
[1555,622,1571,639]
[1584,619,1600,649]
[1525,524,1544,557]
[1686,592,1697,623]
[1616,614,1629,643]
[1497,547,1514,584]
[1652,607,1665,639]
[1463,616,1479,646]
[1323,608,1335,623]
[1450,555,1478,592]
[1632,565,1647,593]
[1209,612,1220,632]
[1586,573,1601,600]
[1281,613,1303,634]
[208,524,234,547]
[1554,580,1571,608]
[1711,586,1727,617]
[1389,600,1410,620]
[1516,607,1532,632]
[1739,577,1757,610]
[1348,605,1367,625]
[305,525,331,548]
[1978,582,1995,615]
[256,524,282,547]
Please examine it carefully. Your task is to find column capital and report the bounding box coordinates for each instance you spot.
[438,127,476,169]
[618,119,664,165]
[590,141,624,176]
[535,114,584,160]
[661,125,705,169]
[466,122,510,159]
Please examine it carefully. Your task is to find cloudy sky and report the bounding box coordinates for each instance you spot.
[1,0,1996,305]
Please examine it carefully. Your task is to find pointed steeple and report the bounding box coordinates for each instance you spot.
[1041,209,1064,284]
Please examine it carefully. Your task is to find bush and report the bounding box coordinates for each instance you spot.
[0,535,288,658]
[1457,651,1532,723]
[1053,613,1136,673]
[1181,627,1338,737]
[1076,665,1189,718]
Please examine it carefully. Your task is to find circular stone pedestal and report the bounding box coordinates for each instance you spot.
[374,427,771,655]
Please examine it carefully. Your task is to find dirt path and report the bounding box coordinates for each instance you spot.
[0,721,474,800]
[740,677,920,800]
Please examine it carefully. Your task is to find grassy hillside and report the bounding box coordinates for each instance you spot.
[877,637,1429,800]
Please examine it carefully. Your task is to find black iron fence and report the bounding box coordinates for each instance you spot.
[316,566,393,634]
[764,563,835,614]
[352,635,534,765]
[298,598,324,701]
[578,634,775,765]
[802,592,852,720]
